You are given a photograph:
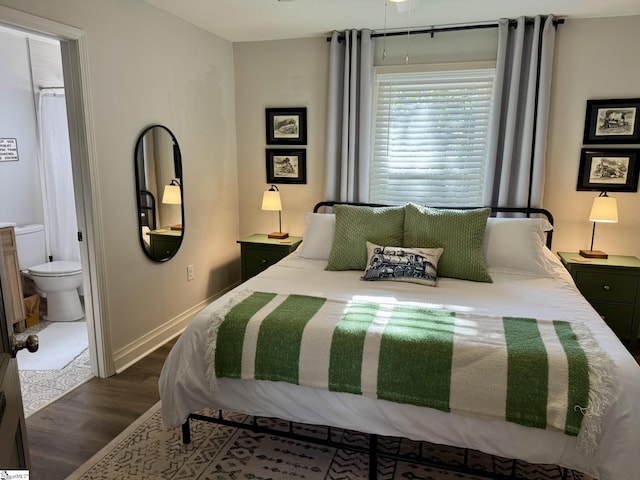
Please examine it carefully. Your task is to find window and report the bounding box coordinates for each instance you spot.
[370,65,495,206]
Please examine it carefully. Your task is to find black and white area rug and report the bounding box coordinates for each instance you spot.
[67,402,589,480]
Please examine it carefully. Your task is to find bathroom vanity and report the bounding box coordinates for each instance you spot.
[0,226,26,332]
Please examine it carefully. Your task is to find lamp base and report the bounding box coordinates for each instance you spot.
[579,249,608,259]
[268,231,289,239]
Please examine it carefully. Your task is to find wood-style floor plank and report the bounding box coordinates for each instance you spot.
[24,339,176,480]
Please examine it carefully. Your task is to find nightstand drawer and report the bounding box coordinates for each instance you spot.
[574,271,637,304]
[590,302,635,337]
[238,234,303,282]
[244,247,288,270]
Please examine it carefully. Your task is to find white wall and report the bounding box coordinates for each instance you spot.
[546,15,640,258]
[0,30,44,225]
[2,2,638,373]
[234,37,328,237]
[374,27,498,65]
[235,17,640,259]
[0,0,239,370]
[233,31,497,238]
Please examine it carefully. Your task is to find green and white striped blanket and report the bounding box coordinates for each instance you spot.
[205,290,616,453]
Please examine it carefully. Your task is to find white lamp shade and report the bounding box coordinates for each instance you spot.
[262,190,282,211]
[589,195,618,223]
[162,184,182,205]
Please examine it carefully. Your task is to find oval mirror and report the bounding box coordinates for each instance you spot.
[134,124,184,262]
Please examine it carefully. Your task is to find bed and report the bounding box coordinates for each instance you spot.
[158,202,640,480]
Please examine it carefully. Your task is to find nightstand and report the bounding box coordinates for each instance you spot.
[558,252,640,354]
[238,234,302,281]
[147,227,182,260]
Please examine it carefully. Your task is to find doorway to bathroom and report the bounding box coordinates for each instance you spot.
[0,22,94,416]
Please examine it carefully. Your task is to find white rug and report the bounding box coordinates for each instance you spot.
[17,321,88,370]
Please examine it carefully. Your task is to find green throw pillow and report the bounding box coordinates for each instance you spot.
[326,204,405,271]
[403,203,492,283]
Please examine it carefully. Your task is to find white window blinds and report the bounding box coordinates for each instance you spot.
[370,67,495,207]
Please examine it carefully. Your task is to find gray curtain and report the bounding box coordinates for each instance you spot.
[483,16,556,208]
[324,29,374,202]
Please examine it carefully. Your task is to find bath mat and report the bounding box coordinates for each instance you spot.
[17,321,88,370]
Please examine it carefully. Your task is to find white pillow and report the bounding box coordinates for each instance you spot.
[298,213,336,260]
[483,217,553,276]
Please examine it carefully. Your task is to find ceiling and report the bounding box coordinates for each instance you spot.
[143,0,640,43]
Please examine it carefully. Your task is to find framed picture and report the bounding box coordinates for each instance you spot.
[265,107,307,145]
[577,148,640,192]
[266,148,307,184]
[583,98,640,144]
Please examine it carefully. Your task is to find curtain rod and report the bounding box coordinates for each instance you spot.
[326,18,564,42]
[38,86,64,90]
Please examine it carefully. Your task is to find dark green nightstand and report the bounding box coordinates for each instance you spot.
[558,252,640,354]
[147,227,182,260]
[238,234,302,282]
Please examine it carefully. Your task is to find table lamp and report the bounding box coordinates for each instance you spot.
[262,185,288,239]
[579,192,618,259]
[162,179,182,231]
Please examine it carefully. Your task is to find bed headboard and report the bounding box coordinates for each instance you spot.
[312,201,554,249]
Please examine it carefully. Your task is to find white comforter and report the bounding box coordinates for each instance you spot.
[159,250,640,480]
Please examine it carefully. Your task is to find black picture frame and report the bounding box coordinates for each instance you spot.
[266,148,307,184]
[577,148,640,192]
[583,98,640,144]
[265,107,307,145]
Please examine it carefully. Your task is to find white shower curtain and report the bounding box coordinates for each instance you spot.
[37,91,80,263]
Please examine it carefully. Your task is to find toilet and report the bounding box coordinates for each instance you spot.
[14,224,84,322]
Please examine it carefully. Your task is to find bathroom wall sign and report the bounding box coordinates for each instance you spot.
[0,138,19,162]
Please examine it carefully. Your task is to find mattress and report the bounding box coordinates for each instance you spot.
[159,249,640,480]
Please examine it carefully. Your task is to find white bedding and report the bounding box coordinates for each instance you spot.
[159,249,640,480]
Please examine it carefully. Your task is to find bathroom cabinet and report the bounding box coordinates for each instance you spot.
[0,226,27,332]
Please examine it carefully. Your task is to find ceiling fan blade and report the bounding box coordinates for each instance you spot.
[395,0,422,13]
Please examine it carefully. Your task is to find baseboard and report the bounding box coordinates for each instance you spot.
[112,282,240,374]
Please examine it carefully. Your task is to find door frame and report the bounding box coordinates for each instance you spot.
[0,6,113,377]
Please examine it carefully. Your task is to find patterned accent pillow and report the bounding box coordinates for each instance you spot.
[362,242,444,286]
[326,204,405,271]
[403,203,492,283]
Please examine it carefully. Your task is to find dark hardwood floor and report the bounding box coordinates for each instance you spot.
[24,338,177,480]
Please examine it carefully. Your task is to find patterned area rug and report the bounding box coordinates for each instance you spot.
[68,402,589,480]
[16,320,93,417]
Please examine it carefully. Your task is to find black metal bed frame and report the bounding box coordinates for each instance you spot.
[312,201,554,249]
[181,411,570,480]
[181,201,565,480]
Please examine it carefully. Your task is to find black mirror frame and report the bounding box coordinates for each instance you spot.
[134,124,184,262]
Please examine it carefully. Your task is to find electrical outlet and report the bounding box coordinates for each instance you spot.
[187,264,194,281]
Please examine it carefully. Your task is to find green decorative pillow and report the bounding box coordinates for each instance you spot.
[326,204,405,271]
[403,203,492,283]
